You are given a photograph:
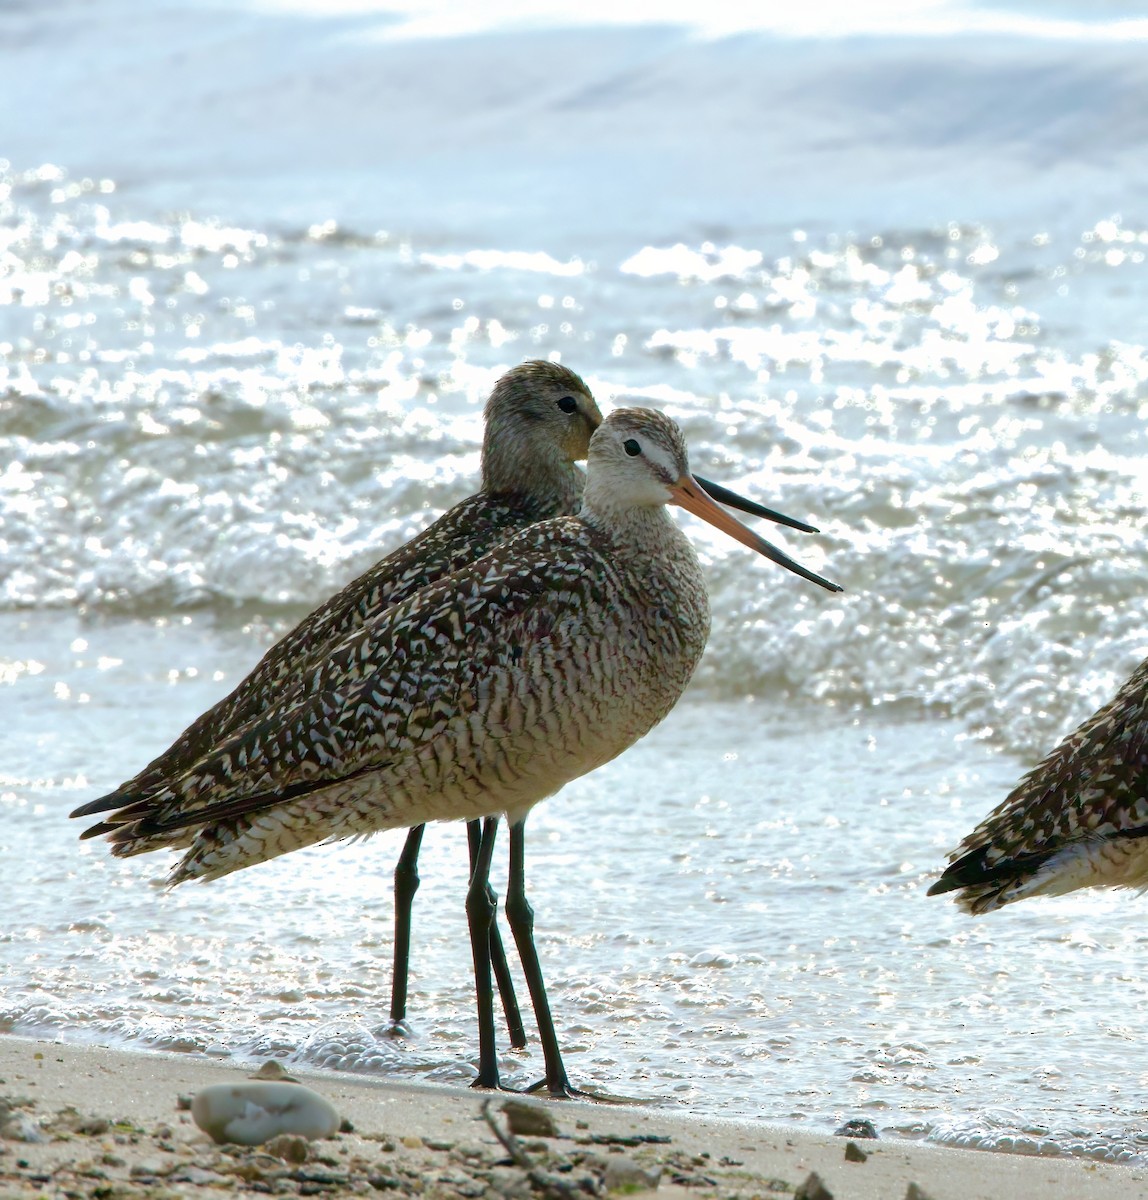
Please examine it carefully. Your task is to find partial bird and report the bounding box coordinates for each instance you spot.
[71,362,824,1061]
[73,407,841,1097]
[929,656,1148,913]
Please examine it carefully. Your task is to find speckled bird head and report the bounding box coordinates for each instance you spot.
[583,407,690,511]
[482,360,602,494]
[584,407,843,593]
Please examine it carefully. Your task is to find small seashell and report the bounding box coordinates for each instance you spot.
[190,1081,340,1146]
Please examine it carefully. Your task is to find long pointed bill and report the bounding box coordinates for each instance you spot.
[693,475,820,533]
[671,475,843,593]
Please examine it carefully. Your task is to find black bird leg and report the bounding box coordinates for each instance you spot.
[388,822,525,1048]
[504,818,581,1099]
[467,820,528,1049]
[388,824,426,1033]
[467,816,502,1089]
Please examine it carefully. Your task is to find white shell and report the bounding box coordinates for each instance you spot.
[190,1081,340,1146]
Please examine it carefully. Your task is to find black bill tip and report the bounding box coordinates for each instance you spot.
[694,475,820,534]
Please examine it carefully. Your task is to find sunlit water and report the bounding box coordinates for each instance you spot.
[4,0,1148,1168]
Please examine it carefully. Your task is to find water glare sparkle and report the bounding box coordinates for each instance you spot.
[4,131,1148,1166]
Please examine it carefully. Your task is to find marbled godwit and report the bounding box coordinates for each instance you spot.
[73,408,841,1096]
[929,657,1148,913]
[71,364,822,1068]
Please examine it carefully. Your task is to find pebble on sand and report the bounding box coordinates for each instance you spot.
[190,1080,340,1146]
[795,1170,834,1200]
[501,1099,560,1139]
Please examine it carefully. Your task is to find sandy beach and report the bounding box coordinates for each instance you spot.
[0,1035,1143,1199]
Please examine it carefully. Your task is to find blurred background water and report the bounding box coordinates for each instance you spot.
[4,0,1148,1165]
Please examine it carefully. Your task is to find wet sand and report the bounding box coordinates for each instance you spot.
[0,1035,1142,1199]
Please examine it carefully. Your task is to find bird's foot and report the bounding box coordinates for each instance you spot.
[377,1019,415,1041]
[523,1077,625,1103]
[469,1075,514,1093]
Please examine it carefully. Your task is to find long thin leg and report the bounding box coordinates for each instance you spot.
[388,824,426,1032]
[468,819,527,1050]
[389,821,525,1047]
[467,816,501,1090]
[504,818,576,1099]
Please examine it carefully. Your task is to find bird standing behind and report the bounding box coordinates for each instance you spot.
[83,362,603,801]
[73,359,604,1046]
[75,407,842,1095]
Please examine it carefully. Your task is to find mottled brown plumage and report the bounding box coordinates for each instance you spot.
[81,410,770,877]
[72,360,602,826]
[929,655,1148,913]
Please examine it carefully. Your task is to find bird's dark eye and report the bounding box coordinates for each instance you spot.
[557,395,578,414]
[623,438,641,457]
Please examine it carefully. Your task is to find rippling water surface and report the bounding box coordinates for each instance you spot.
[5,0,1148,1167]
